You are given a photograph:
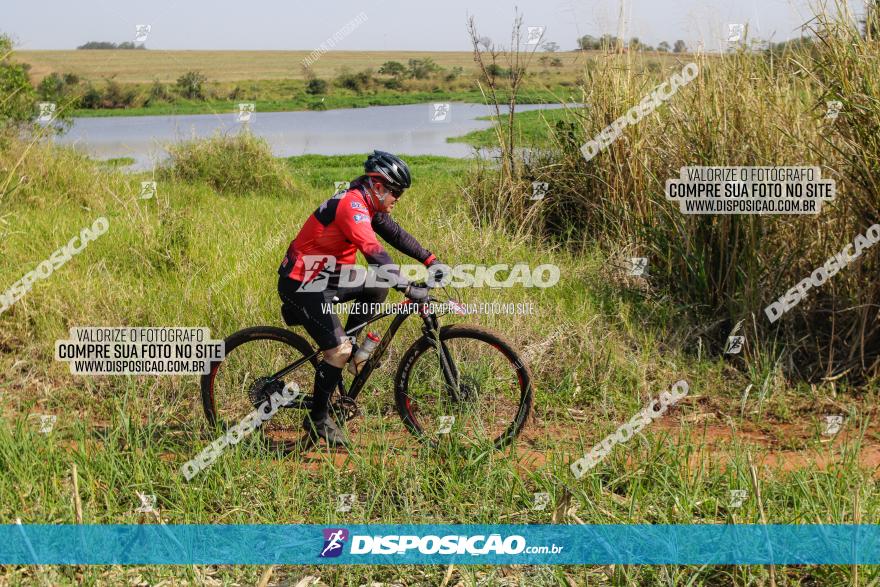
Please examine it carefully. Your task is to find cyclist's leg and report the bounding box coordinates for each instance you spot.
[278,276,350,424]
[335,281,391,339]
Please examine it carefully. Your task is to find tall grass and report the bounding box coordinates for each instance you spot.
[160,132,297,196]
[466,6,880,384]
[1,128,879,584]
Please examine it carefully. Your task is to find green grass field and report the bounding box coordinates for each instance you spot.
[1,133,878,585]
[65,88,581,118]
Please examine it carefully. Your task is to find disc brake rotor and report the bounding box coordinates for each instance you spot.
[455,375,480,403]
[248,377,286,408]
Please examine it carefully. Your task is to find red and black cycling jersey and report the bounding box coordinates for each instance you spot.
[278,185,436,284]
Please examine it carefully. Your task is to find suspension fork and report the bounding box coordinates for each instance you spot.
[421,312,461,401]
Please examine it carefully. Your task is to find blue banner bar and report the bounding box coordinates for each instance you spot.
[1,524,879,565]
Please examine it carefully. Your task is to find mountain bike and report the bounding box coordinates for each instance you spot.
[200,284,533,452]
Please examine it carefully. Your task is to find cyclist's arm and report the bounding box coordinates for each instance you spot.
[336,204,408,289]
[372,212,436,266]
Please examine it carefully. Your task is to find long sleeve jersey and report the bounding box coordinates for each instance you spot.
[278,186,436,286]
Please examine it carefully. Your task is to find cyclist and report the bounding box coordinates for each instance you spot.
[277,150,442,447]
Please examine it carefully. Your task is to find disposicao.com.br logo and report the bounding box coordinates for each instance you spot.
[318,529,563,557]
[319,528,349,558]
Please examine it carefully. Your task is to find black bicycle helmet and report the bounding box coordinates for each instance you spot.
[364,150,411,194]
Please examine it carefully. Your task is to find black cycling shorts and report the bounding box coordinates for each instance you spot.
[277,274,390,351]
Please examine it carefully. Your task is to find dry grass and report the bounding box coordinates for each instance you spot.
[15,49,591,83]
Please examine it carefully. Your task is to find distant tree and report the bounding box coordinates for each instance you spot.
[673,40,687,53]
[77,41,117,49]
[176,71,207,100]
[657,41,671,52]
[407,58,441,80]
[76,41,145,50]
[541,41,560,52]
[378,60,407,79]
[599,34,619,50]
[765,36,814,56]
[577,34,621,50]
[577,35,599,50]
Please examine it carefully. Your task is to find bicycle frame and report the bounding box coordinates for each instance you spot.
[267,298,461,408]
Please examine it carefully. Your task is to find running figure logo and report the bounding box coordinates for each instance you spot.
[319,528,349,558]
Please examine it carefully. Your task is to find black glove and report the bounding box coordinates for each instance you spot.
[404,283,430,302]
[426,258,447,286]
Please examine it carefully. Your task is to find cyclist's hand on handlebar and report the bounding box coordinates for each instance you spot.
[426,257,447,285]
[404,283,431,302]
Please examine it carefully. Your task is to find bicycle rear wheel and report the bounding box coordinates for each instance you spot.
[393,324,533,449]
[200,326,317,450]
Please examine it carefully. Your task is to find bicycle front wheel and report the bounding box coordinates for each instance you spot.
[393,324,533,449]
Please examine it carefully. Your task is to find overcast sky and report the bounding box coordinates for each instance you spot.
[4,0,865,52]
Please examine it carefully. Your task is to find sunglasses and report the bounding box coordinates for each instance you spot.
[380,184,403,199]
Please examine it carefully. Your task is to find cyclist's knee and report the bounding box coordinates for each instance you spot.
[361,284,390,304]
[322,338,353,368]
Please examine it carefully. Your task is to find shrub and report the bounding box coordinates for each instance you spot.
[334,68,373,93]
[159,133,295,196]
[0,34,37,139]
[378,61,406,79]
[444,66,464,82]
[382,78,403,90]
[176,71,207,100]
[37,73,66,101]
[485,63,512,78]
[79,85,102,109]
[305,78,328,95]
[147,80,172,103]
[407,58,442,79]
[101,79,136,108]
[226,85,246,100]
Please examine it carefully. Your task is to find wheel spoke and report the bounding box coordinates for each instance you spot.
[397,327,530,448]
[202,329,316,448]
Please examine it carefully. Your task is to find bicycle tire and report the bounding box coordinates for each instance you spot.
[393,324,533,449]
[200,326,317,431]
